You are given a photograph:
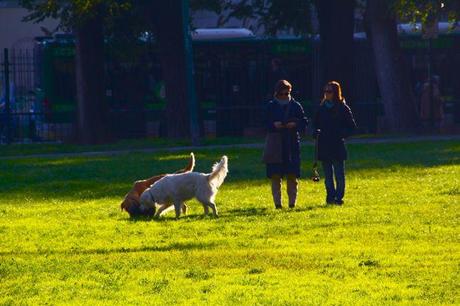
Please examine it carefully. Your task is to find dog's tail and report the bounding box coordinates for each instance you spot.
[208,155,228,188]
[143,153,194,187]
[175,152,195,174]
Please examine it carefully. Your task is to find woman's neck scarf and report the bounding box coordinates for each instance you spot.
[275,97,291,106]
[324,100,335,109]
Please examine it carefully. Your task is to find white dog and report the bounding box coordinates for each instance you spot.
[139,155,228,218]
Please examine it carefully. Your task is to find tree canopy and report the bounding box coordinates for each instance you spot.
[224,0,313,35]
[19,0,132,30]
[394,0,460,25]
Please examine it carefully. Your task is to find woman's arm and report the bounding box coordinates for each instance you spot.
[266,102,280,132]
[312,106,321,139]
[341,104,357,138]
[285,102,308,131]
[294,102,308,132]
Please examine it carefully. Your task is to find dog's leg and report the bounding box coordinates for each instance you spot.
[209,202,218,217]
[173,201,184,219]
[202,204,209,216]
[202,201,218,218]
[197,192,214,216]
[181,203,188,215]
[155,203,170,217]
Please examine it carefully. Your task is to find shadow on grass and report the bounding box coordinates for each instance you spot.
[292,204,327,212]
[227,207,269,217]
[124,213,217,222]
[223,204,326,218]
[0,241,218,257]
[124,206,302,221]
[0,140,458,202]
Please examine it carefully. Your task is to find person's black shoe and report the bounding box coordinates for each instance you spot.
[334,199,344,205]
[275,205,283,209]
[326,198,334,205]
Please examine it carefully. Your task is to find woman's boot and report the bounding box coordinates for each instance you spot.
[271,175,282,209]
[287,175,298,208]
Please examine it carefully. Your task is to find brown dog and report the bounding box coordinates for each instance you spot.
[121,153,195,216]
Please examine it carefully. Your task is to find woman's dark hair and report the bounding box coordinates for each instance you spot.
[321,81,345,105]
[274,79,292,97]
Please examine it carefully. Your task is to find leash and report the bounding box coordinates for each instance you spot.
[311,131,320,182]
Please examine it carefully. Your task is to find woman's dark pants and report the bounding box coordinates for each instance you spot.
[321,160,345,202]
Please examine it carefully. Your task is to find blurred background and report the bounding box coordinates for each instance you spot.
[0,0,459,144]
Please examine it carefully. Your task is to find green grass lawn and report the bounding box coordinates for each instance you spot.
[0,140,459,305]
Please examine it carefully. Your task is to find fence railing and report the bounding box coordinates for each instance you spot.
[1,47,388,144]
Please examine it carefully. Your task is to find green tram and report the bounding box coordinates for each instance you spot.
[34,25,460,139]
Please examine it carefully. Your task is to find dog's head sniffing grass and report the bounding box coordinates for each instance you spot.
[124,201,155,217]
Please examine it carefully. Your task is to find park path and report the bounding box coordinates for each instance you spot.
[1,134,459,160]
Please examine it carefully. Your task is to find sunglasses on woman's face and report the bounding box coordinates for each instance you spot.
[278,92,291,96]
[324,89,333,93]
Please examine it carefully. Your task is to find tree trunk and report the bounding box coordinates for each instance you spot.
[315,0,355,103]
[150,1,199,139]
[75,12,110,144]
[366,0,418,131]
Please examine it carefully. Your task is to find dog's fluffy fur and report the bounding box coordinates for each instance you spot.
[120,153,195,216]
[140,155,228,218]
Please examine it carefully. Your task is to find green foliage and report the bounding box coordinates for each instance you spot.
[19,0,132,30]
[18,0,258,33]
[394,0,460,25]
[0,140,459,304]
[190,0,225,14]
[214,0,313,36]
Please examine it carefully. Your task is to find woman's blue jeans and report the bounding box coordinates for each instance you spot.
[321,160,345,202]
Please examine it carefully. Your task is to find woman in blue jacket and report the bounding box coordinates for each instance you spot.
[313,81,357,205]
[266,80,308,209]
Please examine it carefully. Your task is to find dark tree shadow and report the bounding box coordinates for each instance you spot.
[0,241,219,257]
[227,207,269,217]
[122,211,223,222]
[1,140,457,203]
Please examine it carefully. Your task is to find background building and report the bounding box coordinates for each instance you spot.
[0,1,60,51]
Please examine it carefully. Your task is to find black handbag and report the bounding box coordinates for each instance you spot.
[262,102,291,164]
[262,132,282,163]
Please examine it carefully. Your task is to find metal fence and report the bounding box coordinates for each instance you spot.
[0,47,267,144]
[1,48,74,144]
[1,45,387,145]
[2,48,35,143]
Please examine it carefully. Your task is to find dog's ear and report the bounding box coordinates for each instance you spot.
[132,181,149,195]
[121,197,135,212]
[120,200,128,211]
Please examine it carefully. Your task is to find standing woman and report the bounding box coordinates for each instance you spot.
[265,80,308,209]
[313,81,357,205]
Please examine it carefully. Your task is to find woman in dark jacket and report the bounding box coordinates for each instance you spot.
[265,80,308,209]
[313,81,357,205]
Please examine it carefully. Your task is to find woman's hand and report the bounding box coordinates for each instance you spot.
[274,121,284,129]
[286,122,297,129]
